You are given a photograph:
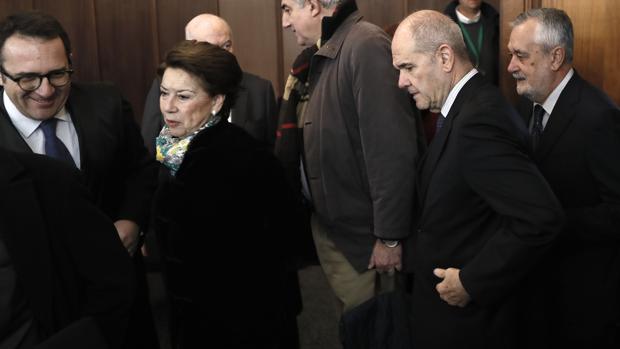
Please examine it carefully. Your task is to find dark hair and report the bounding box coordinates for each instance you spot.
[158,40,243,117]
[0,11,72,64]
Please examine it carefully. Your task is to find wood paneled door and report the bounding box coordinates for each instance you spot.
[0,0,615,121]
[0,0,220,121]
[500,0,620,105]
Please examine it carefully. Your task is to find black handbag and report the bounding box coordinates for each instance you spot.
[340,290,413,349]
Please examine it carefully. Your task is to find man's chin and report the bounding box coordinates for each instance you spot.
[515,81,528,92]
[414,99,430,111]
[515,85,534,100]
[25,107,62,120]
[295,36,308,46]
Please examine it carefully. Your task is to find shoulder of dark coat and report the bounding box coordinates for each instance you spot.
[69,81,124,103]
[458,80,522,129]
[574,75,619,111]
[443,0,459,20]
[6,150,81,187]
[480,2,499,18]
[241,71,271,87]
[349,20,390,42]
[189,121,265,154]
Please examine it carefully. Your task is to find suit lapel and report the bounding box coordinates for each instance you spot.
[516,97,532,127]
[230,73,250,129]
[418,112,454,205]
[231,89,249,129]
[66,86,92,172]
[535,73,582,162]
[418,74,485,206]
[0,151,54,331]
[0,93,35,152]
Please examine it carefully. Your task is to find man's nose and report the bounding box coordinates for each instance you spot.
[507,55,518,73]
[35,77,55,97]
[282,14,290,29]
[397,71,410,89]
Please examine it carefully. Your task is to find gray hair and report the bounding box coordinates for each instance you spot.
[402,10,470,62]
[512,8,574,63]
[291,0,343,9]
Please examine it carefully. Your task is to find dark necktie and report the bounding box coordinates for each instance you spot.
[436,114,446,132]
[530,104,545,151]
[39,118,75,167]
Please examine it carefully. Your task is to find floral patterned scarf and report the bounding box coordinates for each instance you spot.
[156,116,221,176]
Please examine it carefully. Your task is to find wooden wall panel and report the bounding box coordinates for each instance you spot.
[0,0,34,15]
[94,0,158,121]
[499,0,620,105]
[407,0,451,12]
[358,0,408,30]
[34,0,101,83]
[0,0,615,123]
[542,0,620,105]
[220,0,282,94]
[154,0,219,63]
[281,29,302,87]
[407,0,499,13]
[499,0,528,103]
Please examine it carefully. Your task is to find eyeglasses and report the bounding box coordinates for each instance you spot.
[0,66,73,92]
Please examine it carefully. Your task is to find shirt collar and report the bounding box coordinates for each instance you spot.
[3,90,70,138]
[441,68,478,117]
[320,0,357,45]
[538,68,574,115]
[456,8,481,24]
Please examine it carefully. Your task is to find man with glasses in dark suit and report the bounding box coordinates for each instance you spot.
[0,11,159,349]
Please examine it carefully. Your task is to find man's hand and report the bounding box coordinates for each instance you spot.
[368,239,402,274]
[114,219,141,256]
[434,267,471,307]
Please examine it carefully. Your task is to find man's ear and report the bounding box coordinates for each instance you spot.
[549,46,566,71]
[437,44,455,72]
[308,0,321,17]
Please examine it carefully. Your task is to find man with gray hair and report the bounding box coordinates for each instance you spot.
[393,10,564,348]
[281,0,423,316]
[141,13,277,153]
[509,8,620,347]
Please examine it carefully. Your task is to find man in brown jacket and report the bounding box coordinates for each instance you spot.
[281,0,424,314]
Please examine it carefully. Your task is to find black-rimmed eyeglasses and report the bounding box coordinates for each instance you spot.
[0,66,74,92]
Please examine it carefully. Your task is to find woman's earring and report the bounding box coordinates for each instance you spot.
[211,110,217,116]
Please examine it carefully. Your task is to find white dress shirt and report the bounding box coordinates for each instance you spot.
[531,68,574,131]
[440,68,479,118]
[456,8,481,24]
[3,91,81,168]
